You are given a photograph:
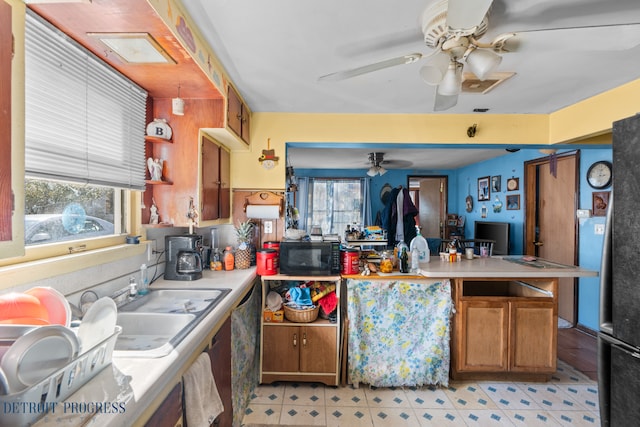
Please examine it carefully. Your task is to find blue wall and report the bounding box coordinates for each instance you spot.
[296,146,612,330]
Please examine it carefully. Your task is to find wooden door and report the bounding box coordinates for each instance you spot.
[457,300,509,372]
[201,136,221,221]
[410,176,447,239]
[510,300,557,372]
[525,152,579,324]
[262,326,300,372]
[299,326,337,374]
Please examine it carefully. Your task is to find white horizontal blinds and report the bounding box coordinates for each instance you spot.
[24,11,147,190]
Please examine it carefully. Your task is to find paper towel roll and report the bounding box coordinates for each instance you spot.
[246,204,280,219]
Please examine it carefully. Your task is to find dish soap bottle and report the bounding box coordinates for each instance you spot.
[409,226,430,267]
[138,263,149,295]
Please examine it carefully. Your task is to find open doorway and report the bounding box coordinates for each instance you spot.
[408,176,448,239]
[524,151,580,326]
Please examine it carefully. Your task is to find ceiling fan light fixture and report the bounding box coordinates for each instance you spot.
[464,48,502,81]
[437,62,463,96]
[419,52,450,85]
[378,166,388,176]
[367,167,378,177]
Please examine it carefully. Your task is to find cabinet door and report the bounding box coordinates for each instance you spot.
[300,326,337,374]
[510,300,557,372]
[262,325,300,373]
[145,381,183,427]
[218,146,230,219]
[458,300,509,372]
[201,136,221,221]
[0,0,12,242]
[208,317,232,427]
[227,85,242,139]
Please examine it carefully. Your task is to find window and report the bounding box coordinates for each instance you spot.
[21,11,146,248]
[306,179,364,235]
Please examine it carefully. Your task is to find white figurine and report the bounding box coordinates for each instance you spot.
[147,157,163,181]
[149,199,159,224]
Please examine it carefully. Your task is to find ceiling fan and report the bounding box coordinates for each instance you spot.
[318,0,640,111]
[365,152,413,176]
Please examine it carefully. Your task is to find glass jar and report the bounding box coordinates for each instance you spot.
[379,250,394,273]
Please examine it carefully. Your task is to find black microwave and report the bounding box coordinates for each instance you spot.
[279,241,341,276]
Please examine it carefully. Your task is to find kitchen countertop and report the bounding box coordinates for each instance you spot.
[345,256,598,279]
[31,268,257,427]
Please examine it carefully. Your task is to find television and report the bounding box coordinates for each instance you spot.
[474,221,510,255]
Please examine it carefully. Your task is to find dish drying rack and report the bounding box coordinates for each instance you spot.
[0,326,121,427]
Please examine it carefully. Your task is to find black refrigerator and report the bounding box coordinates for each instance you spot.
[598,113,640,427]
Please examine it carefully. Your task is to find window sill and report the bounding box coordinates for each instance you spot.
[0,242,148,291]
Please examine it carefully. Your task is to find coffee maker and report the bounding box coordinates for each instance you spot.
[165,234,203,281]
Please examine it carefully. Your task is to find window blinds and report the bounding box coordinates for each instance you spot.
[24,10,148,190]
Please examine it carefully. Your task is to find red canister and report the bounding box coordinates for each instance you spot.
[263,241,280,252]
[341,248,360,275]
[256,249,278,275]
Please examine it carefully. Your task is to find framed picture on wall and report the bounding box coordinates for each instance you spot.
[478,176,490,201]
[593,191,610,216]
[506,194,520,210]
[491,175,501,192]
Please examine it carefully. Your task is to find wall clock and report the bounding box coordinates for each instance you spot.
[587,160,612,189]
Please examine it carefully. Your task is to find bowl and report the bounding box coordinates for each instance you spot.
[0,293,49,324]
[25,287,71,327]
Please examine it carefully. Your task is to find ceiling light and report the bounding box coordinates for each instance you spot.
[464,48,502,81]
[419,52,450,86]
[378,166,388,176]
[367,167,378,177]
[88,32,176,64]
[172,84,184,116]
[437,62,463,96]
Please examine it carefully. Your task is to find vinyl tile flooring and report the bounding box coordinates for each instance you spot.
[242,328,600,426]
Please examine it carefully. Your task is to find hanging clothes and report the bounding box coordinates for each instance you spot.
[381,186,418,247]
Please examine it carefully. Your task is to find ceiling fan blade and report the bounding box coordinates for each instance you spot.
[434,91,459,112]
[318,53,422,82]
[496,23,640,54]
[446,0,493,32]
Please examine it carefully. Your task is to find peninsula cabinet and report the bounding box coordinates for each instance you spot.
[144,381,183,427]
[260,275,341,386]
[451,278,558,381]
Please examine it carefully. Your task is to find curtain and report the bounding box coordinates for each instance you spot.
[24,10,147,190]
[361,177,372,227]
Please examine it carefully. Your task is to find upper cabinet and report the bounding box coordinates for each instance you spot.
[201,135,230,221]
[226,85,250,145]
[203,84,251,151]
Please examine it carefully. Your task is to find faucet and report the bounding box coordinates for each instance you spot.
[68,290,99,320]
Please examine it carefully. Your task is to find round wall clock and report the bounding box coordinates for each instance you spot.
[587,161,612,189]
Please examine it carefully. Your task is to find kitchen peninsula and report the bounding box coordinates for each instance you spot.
[344,256,597,383]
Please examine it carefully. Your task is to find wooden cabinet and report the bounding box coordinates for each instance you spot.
[145,381,183,427]
[260,275,341,386]
[207,316,232,427]
[226,85,250,144]
[451,278,557,381]
[201,135,230,221]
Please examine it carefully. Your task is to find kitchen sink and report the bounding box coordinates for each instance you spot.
[113,288,231,358]
[118,288,231,315]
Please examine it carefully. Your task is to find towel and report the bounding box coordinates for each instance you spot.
[183,353,224,427]
[286,286,313,306]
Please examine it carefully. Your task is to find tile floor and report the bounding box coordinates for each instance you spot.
[241,360,599,426]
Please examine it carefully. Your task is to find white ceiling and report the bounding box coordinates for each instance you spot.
[181,0,638,168]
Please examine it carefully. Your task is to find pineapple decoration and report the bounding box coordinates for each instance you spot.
[235,220,254,269]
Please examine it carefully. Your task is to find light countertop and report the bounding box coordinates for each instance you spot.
[347,256,598,280]
[31,268,257,427]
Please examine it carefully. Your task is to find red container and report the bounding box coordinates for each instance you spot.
[341,248,360,275]
[263,241,280,252]
[256,249,278,275]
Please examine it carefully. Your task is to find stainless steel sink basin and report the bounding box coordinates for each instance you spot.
[114,288,231,357]
[119,288,231,315]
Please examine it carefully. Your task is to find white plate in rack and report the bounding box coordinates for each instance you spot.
[77,297,117,354]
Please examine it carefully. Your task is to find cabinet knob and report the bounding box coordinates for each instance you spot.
[302,332,307,347]
[293,333,297,347]
[236,113,243,121]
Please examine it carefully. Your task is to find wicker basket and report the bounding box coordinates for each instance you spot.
[284,305,319,323]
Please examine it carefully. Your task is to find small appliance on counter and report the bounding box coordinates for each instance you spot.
[165,234,204,281]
